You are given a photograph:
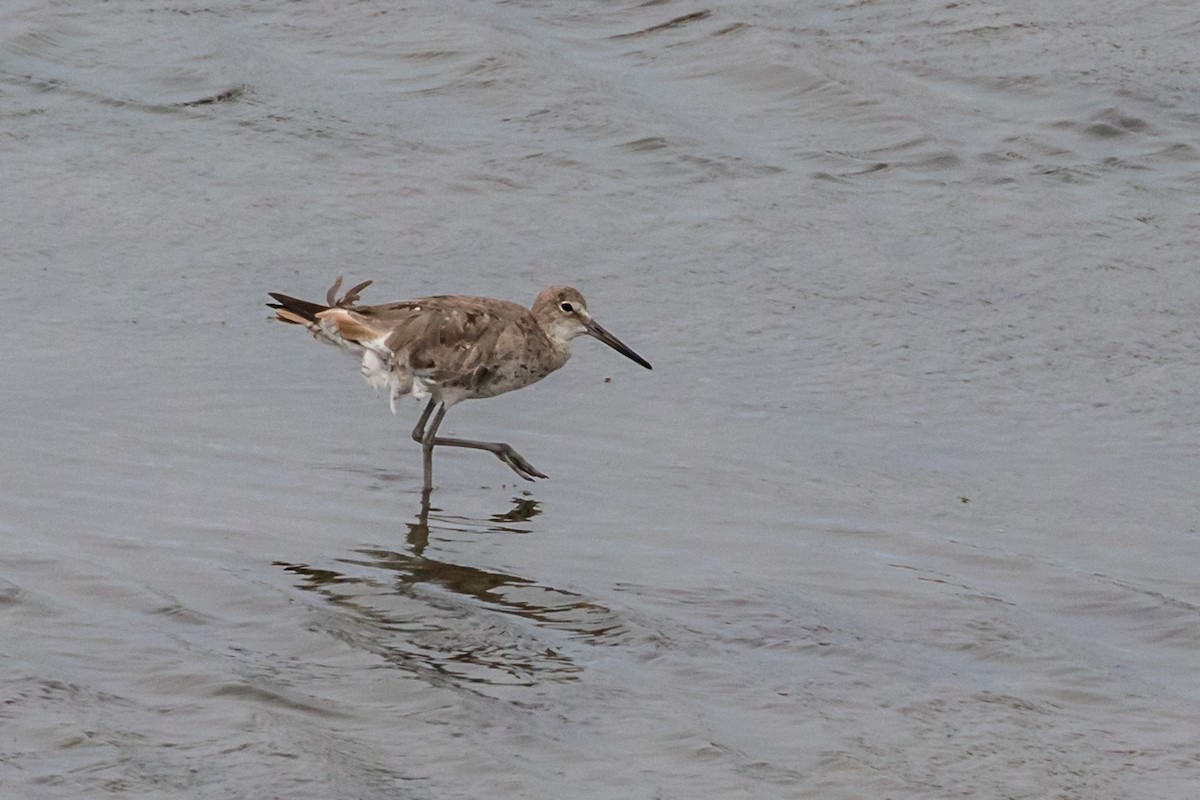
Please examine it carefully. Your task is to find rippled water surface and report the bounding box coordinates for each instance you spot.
[3,1,1199,797]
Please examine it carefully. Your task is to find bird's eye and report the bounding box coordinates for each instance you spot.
[560,302,574,313]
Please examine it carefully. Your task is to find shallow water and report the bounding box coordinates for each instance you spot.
[2,1,1199,797]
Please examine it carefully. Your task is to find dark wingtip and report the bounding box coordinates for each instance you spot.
[266,292,327,322]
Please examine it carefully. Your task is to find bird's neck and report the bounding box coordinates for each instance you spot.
[544,338,573,372]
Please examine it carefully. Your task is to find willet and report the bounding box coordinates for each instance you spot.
[268,277,652,491]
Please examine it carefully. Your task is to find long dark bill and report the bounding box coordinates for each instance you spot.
[585,318,653,370]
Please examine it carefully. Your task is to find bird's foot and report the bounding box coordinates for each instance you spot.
[495,445,548,481]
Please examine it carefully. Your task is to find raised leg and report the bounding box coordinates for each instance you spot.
[418,403,547,484]
[429,434,548,481]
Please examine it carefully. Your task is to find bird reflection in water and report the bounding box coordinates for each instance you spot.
[402,492,542,557]
[274,495,627,689]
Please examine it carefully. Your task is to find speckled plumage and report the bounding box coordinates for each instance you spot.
[268,277,651,491]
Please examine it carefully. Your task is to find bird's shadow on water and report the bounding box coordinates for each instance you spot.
[273,492,628,692]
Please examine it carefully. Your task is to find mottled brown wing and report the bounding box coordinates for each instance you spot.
[370,297,540,387]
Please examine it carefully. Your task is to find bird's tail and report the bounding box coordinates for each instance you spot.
[267,292,327,325]
[267,276,377,350]
[267,293,342,350]
[267,276,374,324]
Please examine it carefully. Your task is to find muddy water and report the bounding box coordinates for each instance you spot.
[2,1,1199,797]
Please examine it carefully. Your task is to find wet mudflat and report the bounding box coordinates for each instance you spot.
[2,1,1198,797]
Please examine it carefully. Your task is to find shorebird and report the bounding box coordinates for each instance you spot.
[268,277,652,491]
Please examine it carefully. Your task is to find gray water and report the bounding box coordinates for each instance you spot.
[3,1,1199,797]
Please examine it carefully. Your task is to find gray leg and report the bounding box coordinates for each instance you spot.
[409,399,440,492]
[420,403,447,492]
[420,404,547,483]
[411,398,437,444]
